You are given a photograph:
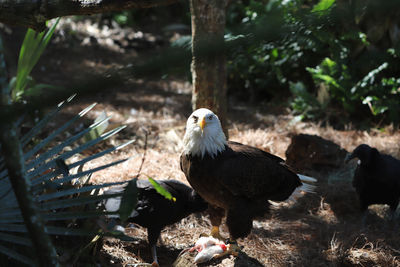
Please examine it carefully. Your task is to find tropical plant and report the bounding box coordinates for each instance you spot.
[10,18,60,102]
[225,0,400,125]
[292,57,400,123]
[0,95,136,265]
[0,17,147,265]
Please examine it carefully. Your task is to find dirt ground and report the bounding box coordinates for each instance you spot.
[9,17,400,266]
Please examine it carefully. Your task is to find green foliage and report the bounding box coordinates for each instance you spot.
[312,0,335,13]
[112,11,134,26]
[289,81,321,120]
[226,0,315,100]
[226,0,400,125]
[12,18,60,102]
[299,57,400,122]
[0,97,135,265]
[304,57,352,113]
[118,178,138,222]
[148,177,176,202]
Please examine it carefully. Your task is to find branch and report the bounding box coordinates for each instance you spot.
[0,0,179,31]
[133,128,148,179]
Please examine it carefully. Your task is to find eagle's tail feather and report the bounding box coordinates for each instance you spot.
[296,173,317,194]
[287,174,317,202]
[296,183,316,194]
[297,174,317,183]
[269,174,317,205]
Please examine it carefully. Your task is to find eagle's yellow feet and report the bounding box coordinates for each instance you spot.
[210,226,225,241]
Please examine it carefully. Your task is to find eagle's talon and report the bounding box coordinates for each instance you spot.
[210,226,225,241]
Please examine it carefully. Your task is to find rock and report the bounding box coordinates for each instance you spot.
[285,134,348,172]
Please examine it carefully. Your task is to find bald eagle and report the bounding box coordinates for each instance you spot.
[345,144,400,221]
[180,108,316,252]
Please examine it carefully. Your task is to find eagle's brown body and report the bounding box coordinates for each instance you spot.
[180,141,302,239]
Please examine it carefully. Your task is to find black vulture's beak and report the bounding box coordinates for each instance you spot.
[344,153,354,163]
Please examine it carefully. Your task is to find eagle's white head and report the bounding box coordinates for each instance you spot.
[183,108,227,158]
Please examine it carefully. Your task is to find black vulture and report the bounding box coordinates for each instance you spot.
[345,144,400,221]
[180,108,316,255]
[103,179,208,267]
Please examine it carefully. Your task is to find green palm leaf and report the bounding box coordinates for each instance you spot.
[118,178,139,222]
[0,97,135,265]
[13,18,60,101]
[0,244,34,265]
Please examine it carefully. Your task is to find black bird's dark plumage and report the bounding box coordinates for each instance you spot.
[103,179,208,266]
[346,144,400,214]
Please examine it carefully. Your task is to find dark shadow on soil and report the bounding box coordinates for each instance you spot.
[233,252,264,267]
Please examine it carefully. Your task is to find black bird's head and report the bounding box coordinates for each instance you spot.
[345,144,379,165]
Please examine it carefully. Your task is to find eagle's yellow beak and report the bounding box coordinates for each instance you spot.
[199,117,206,131]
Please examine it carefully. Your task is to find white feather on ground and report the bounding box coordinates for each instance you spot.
[194,245,226,264]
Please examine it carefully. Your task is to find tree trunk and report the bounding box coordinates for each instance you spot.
[190,0,228,136]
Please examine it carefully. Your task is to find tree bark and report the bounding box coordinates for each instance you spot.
[0,37,59,266]
[0,0,179,31]
[190,0,228,136]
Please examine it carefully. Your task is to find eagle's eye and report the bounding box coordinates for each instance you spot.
[192,115,198,123]
[208,115,213,120]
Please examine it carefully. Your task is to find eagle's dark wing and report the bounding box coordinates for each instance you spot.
[180,153,188,174]
[214,142,301,201]
[227,141,284,163]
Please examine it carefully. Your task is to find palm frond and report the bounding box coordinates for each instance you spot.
[20,94,76,147]
[0,97,135,265]
[118,178,138,222]
[0,244,34,266]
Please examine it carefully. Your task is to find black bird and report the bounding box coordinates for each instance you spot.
[345,144,400,222]
[103,179,208,267]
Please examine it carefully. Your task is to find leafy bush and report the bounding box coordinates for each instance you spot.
[226,0,400,125]
[304,58,400,122]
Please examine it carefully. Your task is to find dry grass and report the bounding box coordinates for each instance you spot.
[64,87,400,266]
